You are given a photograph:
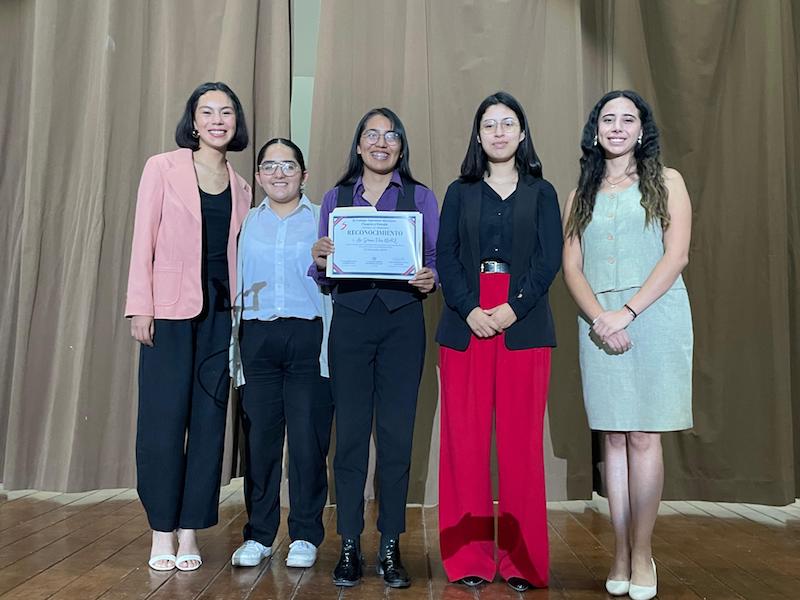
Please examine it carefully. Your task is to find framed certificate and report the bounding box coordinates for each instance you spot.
[326,207,423,280]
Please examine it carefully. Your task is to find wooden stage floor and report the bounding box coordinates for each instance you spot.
[1,478,799,599]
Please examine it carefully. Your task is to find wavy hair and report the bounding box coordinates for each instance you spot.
[565,90,668,238]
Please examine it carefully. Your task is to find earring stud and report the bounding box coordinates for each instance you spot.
[592,134,598,147]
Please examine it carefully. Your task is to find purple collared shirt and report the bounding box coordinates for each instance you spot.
[309,170,440,286]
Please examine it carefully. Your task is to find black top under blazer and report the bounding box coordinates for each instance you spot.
[435,175,563,351]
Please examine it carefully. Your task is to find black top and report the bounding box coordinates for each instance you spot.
[200,185,231,281]
[479,181,516,263]
[435,175,563,351]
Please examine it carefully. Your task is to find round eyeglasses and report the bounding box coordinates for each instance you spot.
[362,129,402,146]
[480,118,520,134]
[258,161,300,176]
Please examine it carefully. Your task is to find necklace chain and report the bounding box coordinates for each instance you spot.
[194,159,227,176]
[605,172,632,188]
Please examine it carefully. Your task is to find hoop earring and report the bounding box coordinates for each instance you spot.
[192,128,199,139]
[592,134,598,147]
[637,132,643,145]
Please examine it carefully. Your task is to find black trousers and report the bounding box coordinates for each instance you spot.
[239,318,333,547]
[136,278,231,532]
[329,298,426,539]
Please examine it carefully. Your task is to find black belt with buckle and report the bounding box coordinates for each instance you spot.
[480,260,510,274]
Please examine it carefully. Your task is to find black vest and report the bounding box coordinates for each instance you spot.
[331,179,427,313]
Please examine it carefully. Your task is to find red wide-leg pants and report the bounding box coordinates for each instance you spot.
[438,273,551,587]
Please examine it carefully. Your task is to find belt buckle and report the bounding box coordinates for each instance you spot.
[484,260,511,274]
[481,260,502,273]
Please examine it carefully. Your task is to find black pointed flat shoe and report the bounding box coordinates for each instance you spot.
[459,575,488,587]
[507,576,531,592]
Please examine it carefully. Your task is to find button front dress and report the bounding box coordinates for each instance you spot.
[578,184,693,432]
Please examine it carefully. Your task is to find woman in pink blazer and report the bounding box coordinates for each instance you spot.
[125,82,251,572]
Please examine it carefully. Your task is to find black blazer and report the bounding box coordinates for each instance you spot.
[435,175,563,351]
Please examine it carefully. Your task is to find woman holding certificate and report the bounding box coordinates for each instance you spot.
[311,107,439,589]
[228,138,333,570]
[436,91,563,592]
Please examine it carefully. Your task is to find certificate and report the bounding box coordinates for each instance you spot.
[326,207,423,280]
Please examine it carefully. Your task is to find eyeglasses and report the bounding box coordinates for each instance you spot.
[258,161,300,176]
[480,118,520,134]
[362,129,402,146]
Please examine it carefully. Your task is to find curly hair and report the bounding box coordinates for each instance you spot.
[565,90,669,238]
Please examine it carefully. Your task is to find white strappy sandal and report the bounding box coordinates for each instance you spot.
[148,553,177,571]
[176,553,203,571]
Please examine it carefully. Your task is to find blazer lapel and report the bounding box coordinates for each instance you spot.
[164,149,201,222]
[227,163,251,233]
[511,176,540,268]
[464,181,482,267]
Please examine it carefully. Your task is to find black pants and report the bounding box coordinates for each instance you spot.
[239,318,333,547]
[329,298,426,539]
[136,278,231,532]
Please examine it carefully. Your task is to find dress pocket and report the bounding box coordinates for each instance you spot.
[153,261,183,306]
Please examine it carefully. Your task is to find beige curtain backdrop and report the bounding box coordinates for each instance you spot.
[308,0,611,505]
[0,0,291,491]
[602,0,800,503]
[308,0,800,505]
[1,0,798,505]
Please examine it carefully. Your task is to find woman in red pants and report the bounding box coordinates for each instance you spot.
[436,91,563,592]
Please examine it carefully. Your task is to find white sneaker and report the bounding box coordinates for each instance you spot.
[286,540,317,567]
[231,540,272,567]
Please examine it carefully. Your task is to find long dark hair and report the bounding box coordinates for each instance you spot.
[565,90,668,238]
[175,81,249,152]
[460,91,543,182]
[335,107,421,187]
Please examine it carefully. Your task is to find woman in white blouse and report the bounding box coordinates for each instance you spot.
[229,138,333,570]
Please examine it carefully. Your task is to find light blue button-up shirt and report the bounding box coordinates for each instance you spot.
[240,195,322,321]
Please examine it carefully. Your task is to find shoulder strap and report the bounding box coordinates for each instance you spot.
[397,177,424,261]
[336,184,354,207]
[338,179,417,211]
[397,177,417,211]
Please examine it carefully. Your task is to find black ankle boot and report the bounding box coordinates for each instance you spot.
[332,538,362,586]
[376,538,410,588]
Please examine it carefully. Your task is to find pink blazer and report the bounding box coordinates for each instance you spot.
[125,148,251,319]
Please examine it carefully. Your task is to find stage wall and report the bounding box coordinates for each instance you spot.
[0,0,798,506]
